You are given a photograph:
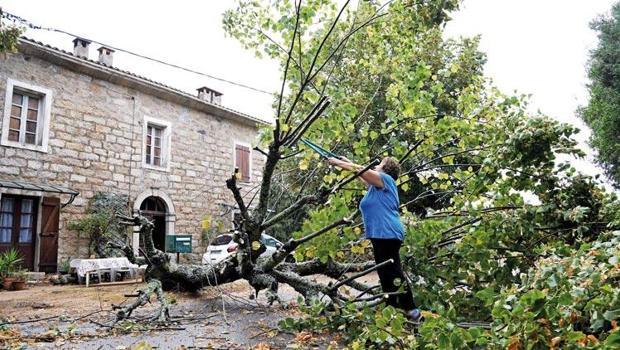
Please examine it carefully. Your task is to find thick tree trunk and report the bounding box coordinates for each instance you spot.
[111,92,383,322]
[117,214,242,292]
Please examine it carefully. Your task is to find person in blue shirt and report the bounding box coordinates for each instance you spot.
[327,156,422,322]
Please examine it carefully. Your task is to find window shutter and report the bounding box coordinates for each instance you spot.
[235,145,250,181]
[39,197,60,273]
[235,145,242,179]
[145,125,152,165]
[243,146,250,181]
[161,127,168,167]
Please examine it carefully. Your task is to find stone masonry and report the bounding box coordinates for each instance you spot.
[0,38,266,267]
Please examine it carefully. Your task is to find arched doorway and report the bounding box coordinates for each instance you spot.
[139,196,167,251]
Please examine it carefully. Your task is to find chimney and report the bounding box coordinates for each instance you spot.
[197,86,223,105]
[72,38,91,59]
[97,46,115,66]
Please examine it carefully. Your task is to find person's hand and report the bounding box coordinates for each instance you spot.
[326,157,337,165]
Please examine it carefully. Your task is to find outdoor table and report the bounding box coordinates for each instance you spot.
[70,257,139,287]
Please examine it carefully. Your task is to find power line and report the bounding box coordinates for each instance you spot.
[1,9,276,96]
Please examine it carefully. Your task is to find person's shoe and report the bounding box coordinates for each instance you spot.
[407,309,424,324]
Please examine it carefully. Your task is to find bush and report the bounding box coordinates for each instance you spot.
[68,192,129,257]
[483,231,620,348]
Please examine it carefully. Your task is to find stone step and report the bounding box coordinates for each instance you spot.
[25,272,46,282]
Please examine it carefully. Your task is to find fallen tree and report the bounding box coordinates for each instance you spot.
[60,1,620,347]
[105,1,423,324]
[112,197,380,323]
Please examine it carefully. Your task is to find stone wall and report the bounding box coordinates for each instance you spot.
[0,51,265,264]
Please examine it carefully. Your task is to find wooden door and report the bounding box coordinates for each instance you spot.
[39,197,60,273]
[0,195,38,270]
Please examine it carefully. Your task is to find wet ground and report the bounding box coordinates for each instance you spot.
[0,278,347,349]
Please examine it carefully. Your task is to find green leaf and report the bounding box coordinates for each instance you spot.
[605,331,620,347]
[382,307,393,320]
[567,331,586,342]
[438,334,450,349]
[557,293,572,306]
[520,289,546,315]
[475,288,495,306]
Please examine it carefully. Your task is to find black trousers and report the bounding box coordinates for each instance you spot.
[370,238,416,310]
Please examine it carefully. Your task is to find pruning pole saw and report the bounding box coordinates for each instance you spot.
[300,138,343,159]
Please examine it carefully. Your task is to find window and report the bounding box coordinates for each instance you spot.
[146,125,164,166]
[142,116,171,171]
[234,143,251,182]
[0,196,38,271]
[0,197,35,244]
[9,92,40,144]
[0,198,14,244]
[1,79,52,152]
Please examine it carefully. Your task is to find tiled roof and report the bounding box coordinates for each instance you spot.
[19,37,269,125]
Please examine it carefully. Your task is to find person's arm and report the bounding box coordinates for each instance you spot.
[327,157,384,188]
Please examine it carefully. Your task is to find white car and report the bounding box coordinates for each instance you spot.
[202,233,293,265]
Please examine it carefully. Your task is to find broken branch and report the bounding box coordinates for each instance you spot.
[329,258,394,292]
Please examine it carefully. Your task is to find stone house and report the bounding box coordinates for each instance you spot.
[0,37,267,272]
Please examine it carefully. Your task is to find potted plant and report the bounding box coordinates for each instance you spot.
[11,269,28,291]
[58,256,71,274]
[0,249,22,290]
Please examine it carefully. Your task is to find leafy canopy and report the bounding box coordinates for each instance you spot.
[0,8,22,54]
[225,0,620,347]
[579,2,620,188]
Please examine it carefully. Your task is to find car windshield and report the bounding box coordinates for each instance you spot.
[210,235,232,246]
[260,234,280,247]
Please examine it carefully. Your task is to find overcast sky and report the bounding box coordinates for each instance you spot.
[444,0,616,181]
[1,0,616,181]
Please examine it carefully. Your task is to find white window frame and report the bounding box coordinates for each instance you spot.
[1,78,53,153]
[233,141,252,182]
[142,115,172,172]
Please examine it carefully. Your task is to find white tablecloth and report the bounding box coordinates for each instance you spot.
[70,257,138,277]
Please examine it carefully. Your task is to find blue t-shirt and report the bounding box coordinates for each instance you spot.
[359,172,405,240]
